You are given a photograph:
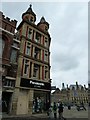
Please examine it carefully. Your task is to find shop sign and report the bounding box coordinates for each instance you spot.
[20,78,51,90]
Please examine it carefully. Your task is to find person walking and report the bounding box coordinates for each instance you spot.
[81,102,86,111]
[46,100,50,116]
[53,102,57,119]
[58,102,65,120]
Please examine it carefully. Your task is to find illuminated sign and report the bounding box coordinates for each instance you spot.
[20,78,51,90]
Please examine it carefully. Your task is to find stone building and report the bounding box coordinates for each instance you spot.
[11,5,51,115]
[51,82,88,105]
[68,82,88,104]
[0,11,18,114]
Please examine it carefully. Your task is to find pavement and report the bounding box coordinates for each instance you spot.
[0,106,89,120]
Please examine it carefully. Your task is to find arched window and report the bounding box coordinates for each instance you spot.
[0,37,5,57]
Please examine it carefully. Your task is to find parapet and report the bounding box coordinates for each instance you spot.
[0,11,17,27]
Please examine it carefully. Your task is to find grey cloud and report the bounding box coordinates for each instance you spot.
[52,52,79,71]
[1,2,88,88]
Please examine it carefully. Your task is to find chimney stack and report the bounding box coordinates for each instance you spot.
[62,83,65,89]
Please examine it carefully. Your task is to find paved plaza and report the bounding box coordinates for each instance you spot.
[62,106,88,118]
[0,106,89,120]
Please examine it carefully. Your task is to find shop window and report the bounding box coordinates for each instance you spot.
[26,42,31,56]
[44,51,48,62]
[10,49,17,63]
[24,59,29,75]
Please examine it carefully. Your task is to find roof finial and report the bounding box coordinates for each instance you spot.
[30,4,32,9]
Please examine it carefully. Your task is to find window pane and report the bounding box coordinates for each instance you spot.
[10,49,17,63]
[13,42,18,48]
[26,46,30,55]
[0,38,5,57]
[24,60,29,75]
[28,28,32,39]
[0,38,2,58]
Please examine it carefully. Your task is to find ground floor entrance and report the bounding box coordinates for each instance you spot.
[2,92,12,113]
[12,78,51,115]
[33,90,50,113]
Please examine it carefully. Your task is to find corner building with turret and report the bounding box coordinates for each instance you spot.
[11,5,51,115]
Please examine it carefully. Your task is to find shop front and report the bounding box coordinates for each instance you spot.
[19,78,51,114]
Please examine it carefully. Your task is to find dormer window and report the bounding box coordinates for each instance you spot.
[45,26,48,32]
[30,17,33,23]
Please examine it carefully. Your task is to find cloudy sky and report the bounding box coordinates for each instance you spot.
[1,1,88,89]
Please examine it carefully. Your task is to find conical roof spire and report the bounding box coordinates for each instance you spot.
[26,4,33,13]
[40,16,46,23]
[22,4,36,22]
[37,16,49,29]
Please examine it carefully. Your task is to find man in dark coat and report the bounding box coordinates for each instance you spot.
[46,100,50,116]
[58,102,66,120]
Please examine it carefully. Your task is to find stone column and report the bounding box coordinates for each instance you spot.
[40,50,42,61]
[11,88,20,114]
[28,89,34,114]
[40,65,42,80]
[20,37,25,53]
[31,63,34,77]
[33,46,35,58]
[34,31,36,41]
[11,54,23,114]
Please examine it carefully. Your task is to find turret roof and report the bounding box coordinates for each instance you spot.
[22,4,36,21]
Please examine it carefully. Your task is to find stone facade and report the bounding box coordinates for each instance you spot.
[1,5,51,115]
[0,11,18,114]
[12,5,51,115]
[51,82,88,105]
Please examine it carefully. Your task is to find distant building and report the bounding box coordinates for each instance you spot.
[51,82,88,105]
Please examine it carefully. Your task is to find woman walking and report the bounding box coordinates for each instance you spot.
[53,102,57,119]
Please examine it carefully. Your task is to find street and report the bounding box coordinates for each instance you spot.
[1,106,89,120]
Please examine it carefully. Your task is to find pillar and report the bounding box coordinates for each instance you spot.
[28,90,34,114]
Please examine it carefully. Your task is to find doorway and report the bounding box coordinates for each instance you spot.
[2,92,12,113]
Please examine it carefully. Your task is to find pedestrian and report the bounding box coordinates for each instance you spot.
[46,100,50,116]
[35,98,38,112]
[81,102,86,111]
[58,102,65,120]
[53,102,57,119]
